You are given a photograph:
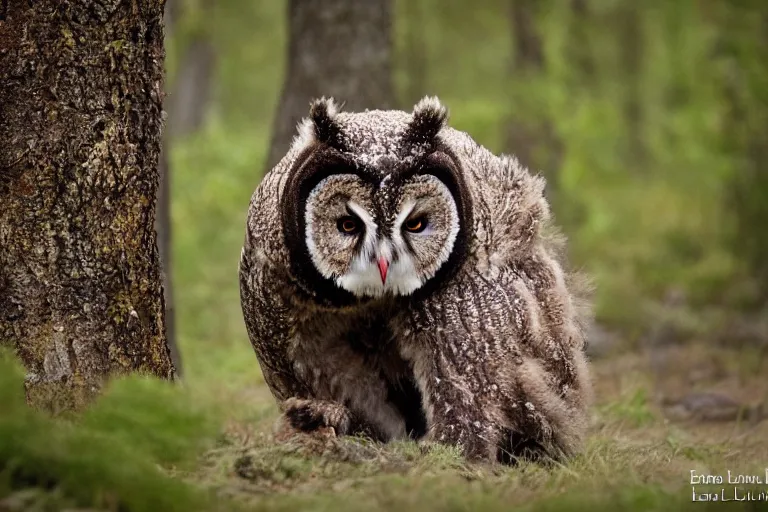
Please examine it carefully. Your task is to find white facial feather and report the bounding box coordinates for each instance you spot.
[304,191,331,279]
[338,191,457,298]
[306,177,460,299]
[346,201,376,232]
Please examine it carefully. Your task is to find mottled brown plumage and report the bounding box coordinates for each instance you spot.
[239,96,593,463]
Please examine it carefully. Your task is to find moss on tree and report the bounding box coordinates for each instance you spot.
[0,0,174,411]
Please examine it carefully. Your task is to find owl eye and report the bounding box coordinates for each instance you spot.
[337,215,362,235]
[404,216,428,233]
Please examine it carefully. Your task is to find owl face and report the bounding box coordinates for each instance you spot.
[304,173,460,298]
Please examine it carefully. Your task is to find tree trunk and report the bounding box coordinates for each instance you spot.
[166,32,216,138]
[505,0,561,200]
[164,0,216,139]
[568,0,594,80]
[155,0,182,379]
[400,0,427,107]
[266,0,394,171]
[721,5,768,308]
[156,143,180,379]
[618,3,644,166]
[0,0,174,411]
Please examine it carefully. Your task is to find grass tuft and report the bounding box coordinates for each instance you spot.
[0,351,221,512]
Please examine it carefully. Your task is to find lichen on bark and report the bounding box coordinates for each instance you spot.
[0,0,174,411]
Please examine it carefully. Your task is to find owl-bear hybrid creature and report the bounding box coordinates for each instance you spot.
[239,96,593,463]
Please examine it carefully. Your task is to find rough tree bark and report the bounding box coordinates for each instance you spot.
[266,0,394,171]
[0,0,175,411]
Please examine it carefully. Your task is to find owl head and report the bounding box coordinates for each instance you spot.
[280,97,472,301]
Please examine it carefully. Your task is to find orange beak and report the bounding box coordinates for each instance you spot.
[377,257,389,284]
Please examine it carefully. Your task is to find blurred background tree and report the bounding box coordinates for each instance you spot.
[720,2,768,311]
[163,0,768,381]
[266,0,394,170]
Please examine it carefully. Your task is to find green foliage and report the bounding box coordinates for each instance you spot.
[598,388,656,428]
[0,351,219,511]
[717,3,768,307]
[172,123,265,349]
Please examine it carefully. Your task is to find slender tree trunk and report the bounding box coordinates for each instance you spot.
[266,0,394,171]
[0,0,174,411]
[401,0,427,107]
[158,0,217,379]
[506,0,561,199]
[619,3,645,165]
[722,5,768,307]
[156,0,181,379]
[166,26,216,137]
[156,144,180,378]
[568,0,594,80]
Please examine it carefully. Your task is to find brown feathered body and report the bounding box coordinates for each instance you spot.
[239,97,592,462]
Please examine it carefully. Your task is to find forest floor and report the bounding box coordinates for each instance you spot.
[2,340,767,511]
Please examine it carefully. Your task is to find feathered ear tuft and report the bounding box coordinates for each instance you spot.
[308,97,342,145]
[404,96,449,146]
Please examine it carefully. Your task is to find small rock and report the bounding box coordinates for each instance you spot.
[661,391,764,423]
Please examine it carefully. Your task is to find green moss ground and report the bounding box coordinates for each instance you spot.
[2,338,767,511]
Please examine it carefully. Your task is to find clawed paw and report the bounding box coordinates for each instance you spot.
[281,398,351,436]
